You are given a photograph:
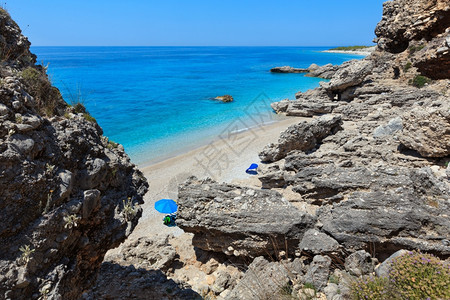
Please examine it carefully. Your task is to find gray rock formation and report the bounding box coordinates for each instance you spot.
[305,63,340,79]
[259,114,342,162]
[298,229,340,255]
[399,102,450,157]
[375,0,450,78]
[304,255,332,291]
[320,60,373,92]
[176,177,315,257]
[344,250,375,277]
[0,9,148,300]
[227,256,303,300]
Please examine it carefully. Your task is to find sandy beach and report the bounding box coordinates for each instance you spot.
[322,46,376,56]
[124,115,308,240]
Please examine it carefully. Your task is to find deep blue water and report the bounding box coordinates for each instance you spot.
[32,46,363,165]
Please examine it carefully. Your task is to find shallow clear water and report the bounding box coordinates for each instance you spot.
[32,46,363,165]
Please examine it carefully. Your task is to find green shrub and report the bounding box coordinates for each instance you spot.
[21,66,62,116]
[409,44,425,55]
[351,251,450,300]
[410,75,431,88]
[73,102,87,114]
[330,46,371,51]
[403,62,412,72]
[83,113,96,123]
[351,276,390,300]
[107,140,118,149]
[390,251,450,300]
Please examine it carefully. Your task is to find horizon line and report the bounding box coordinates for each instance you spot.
[31,44,376,48]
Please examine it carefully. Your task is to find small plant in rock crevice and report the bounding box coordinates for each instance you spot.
[19,244,35,265]
[63,214,80,229]
[45,163,55,175]
[403,61,412,72]
[122,198,137,222]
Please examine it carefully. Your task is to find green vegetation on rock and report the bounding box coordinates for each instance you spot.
[409,75,431,88]
[329,46,371,51]
[21,66,63,116]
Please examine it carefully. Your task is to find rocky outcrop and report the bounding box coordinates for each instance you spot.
[305,63,339,79]
[375,0,450,78]
[176,177,315,257]
[320,60,373,92]
[399,102,450,157]
[259,114,342,162]
[270,66,308,73]
[375,0,450,54]
[0,9,148,300]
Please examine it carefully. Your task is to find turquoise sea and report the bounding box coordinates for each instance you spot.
[32,47,363,165]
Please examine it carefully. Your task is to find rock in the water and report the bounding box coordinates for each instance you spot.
[215,95,234,102]
[259,114,342,162]
[399,102,450,157]
[176,177,315,257]
[270,66,308,73]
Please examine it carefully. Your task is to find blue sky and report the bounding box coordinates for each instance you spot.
[5,0,386,46]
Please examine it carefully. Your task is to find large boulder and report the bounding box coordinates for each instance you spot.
[399,102,450,157]
[305,63,340,79]
[320,60,373,92]
[259,114,342,162]
[176,177,316,257]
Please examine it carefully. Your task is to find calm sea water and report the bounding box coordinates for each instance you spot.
[32,47,362,165]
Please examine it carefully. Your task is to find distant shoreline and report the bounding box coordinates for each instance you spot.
[323,46,376,56]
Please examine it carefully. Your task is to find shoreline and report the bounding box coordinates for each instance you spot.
[135,112,292,169]
[322,46,376,56]
[119,115,308,242]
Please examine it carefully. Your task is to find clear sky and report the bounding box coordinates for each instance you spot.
[5,0,386,46]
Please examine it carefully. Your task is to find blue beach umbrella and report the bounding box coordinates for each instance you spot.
[154,199,178,214]
[246,163,259,175]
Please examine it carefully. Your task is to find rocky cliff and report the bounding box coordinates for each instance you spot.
[176,0,450,298]
[0,8,148,300]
